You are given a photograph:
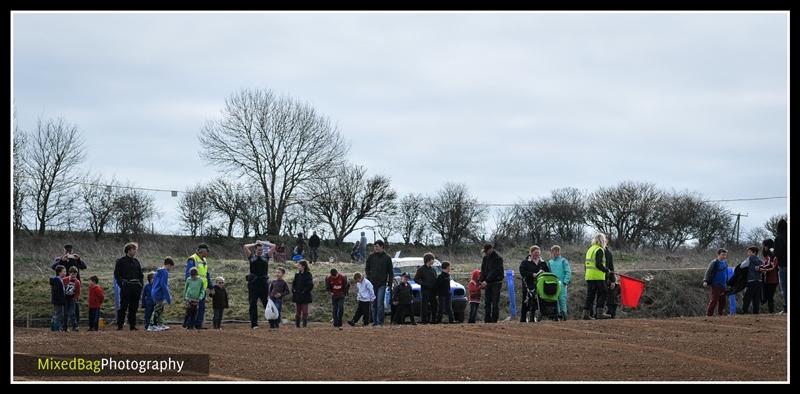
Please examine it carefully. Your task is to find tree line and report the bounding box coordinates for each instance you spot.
[12,89,786,251]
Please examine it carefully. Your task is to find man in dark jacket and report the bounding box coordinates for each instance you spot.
[365,240,393,326]
[114,242,144,331]
[604,245,619,318]
[775,219,787,313]
[50,265,67,331]
[308,231,321,263]
[479,244,504,323]
[392,273,416,325]
[435,261,455,324]
[519,246,550,323]
[52,244,87,325]
[414,253,438,324]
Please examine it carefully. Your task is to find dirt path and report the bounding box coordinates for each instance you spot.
[12,314,787,382]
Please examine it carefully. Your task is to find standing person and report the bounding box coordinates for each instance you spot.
[519,246,549,323]
[583,234,611,320]
[467,269,482,323]
[141,272,155,331]
[184,244,212,329]
[62,266,81,331]
[435,261,455,324]
[209,277,229,330]
[150,257,175,331]
[291,260,314,328]
[244,240,273,329]
[326,268,349,329]
[774,219,787,313]
[294,233,306,258]
[741,246,765,314]
[184,267,206,330]
[87,276,105,332]
[348,272,375,326]
[50,265,67,332]
[114,242,144,331]
[761,239,780,314]
[479,244,505,323]
[414,253,438,324]
[308,231,321,264]
[604,243,619,319]
[548,245,572,320]
[392,273,416,325]
[52,244,87,325]
[351,241,361,263]
[268,268,290,329]
[703,248,730,316]
[359,232,368,264]
[365,240,393,326]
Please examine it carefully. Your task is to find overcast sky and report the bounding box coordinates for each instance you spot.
[12,12,789,242]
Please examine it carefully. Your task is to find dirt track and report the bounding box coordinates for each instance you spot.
[13,314,787,382]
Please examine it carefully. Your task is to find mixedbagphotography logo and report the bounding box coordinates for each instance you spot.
[14,354,209,376]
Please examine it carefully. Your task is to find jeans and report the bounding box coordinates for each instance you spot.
[742,281,763,314]
[331,297,345,327]
[420,288,437,323]
[468,302,480,323]
[88,308,100,330]
[437,293,454,323]
[52,304,65,331]
[372,284,387,325]
[64,298,77,329]
[706,286,727,316]
[779,266,787,313]
[351,301,371,325]
[484,281,502,323]
[213,308,224,329]
[143,304,154,328]
[269,298,283,328]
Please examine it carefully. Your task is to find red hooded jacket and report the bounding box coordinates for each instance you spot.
[468,269,482,303]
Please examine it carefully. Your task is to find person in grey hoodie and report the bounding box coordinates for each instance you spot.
[740,246,765,314]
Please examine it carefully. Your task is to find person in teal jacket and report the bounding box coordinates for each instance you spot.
[547,245,572,320]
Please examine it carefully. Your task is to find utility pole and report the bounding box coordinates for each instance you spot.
[732,213,749,245]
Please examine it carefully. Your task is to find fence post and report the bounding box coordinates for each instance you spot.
[26,313,30,328]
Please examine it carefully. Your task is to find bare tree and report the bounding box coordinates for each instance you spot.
[647,191,705,251]
[281,203,317,239]
[692,202,733,250]
[545,187,587,243]
[13,122,30,233]
[114,186,157,237]
[745,227,770,248]
[239,184,266,239]
[81,175,120,239]
[307,164,397,245]
[764,214,788,239]
[374,203,400,243]
[206,178,246,237]
[200,88,349,236]
[397,193,424,245]
[424,183,488,247]
[178,184,211,238]
[23,116,86,235]
[586,181,664,249]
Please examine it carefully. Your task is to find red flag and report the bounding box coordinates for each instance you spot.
[619,274,645,309]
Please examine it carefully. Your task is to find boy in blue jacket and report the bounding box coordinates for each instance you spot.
[142,272,155,330]
[150,257,175,331]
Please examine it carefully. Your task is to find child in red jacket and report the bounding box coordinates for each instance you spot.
[87,276,105,331]
[467,269,483,323]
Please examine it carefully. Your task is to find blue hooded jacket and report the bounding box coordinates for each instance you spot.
[151,267,172,304]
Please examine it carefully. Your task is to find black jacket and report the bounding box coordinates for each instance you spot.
[604,247,616,283]
[479,251,504,283]
[393,282,413,305]
[50,276,66,305]
[210,286,229,309]
[365,251,393,288]
[414,264,437,290]
[308,234,321,248]
[775,232,787,268]
[51,256,87,281]
[436,271,451,296]
[726,262,748,295]
[519,256,549,290]
[291,271,314,304]
[114,256,144,285]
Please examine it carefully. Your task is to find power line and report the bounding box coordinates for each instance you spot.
[702,196,787,202]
